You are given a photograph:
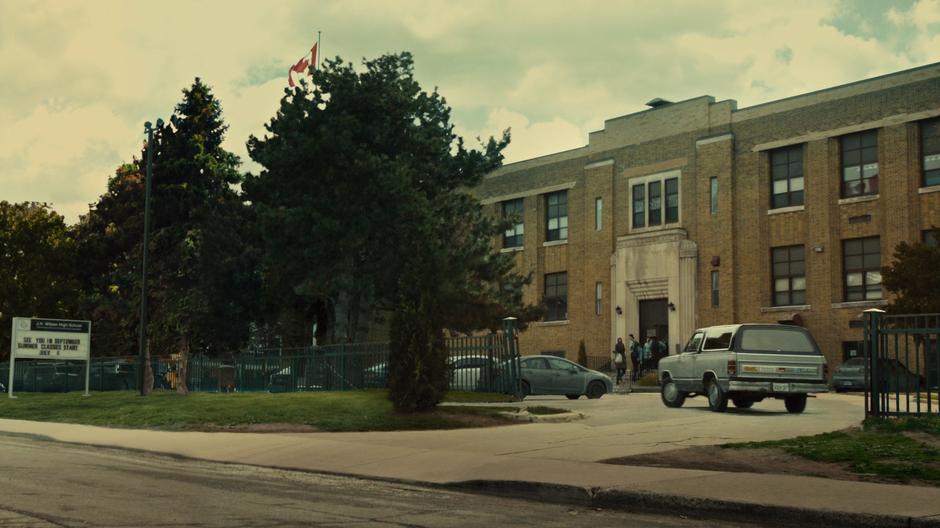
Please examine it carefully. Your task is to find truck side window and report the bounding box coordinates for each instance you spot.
[684,332,704,352]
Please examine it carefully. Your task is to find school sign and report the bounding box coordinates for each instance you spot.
[8,317,92,397]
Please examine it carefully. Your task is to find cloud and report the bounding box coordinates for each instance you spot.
[2,0,939,223]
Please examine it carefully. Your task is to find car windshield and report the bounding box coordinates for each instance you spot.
[739,327,819,354]
[843,357,866,367]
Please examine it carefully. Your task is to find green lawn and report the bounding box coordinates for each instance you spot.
[0,390,518,432]
[724,416,940,484]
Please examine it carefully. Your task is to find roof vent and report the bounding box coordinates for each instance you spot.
[646,98,673,109]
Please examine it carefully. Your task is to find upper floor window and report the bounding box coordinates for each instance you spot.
[501,199,524,248]
[665,178,679,223]
[709,177,718,214]
[922,119,940,187]
[771,145,804,209]
[631,173,680,229]
[772,245,806,306]
[545,191,568,241]
[841,130,879,198]
[544,272,568,321]
[632,184,645,228]
[595,197,603,231]
[843,237,882,301]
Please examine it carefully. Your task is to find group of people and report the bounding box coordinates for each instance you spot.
[611,334,668,384]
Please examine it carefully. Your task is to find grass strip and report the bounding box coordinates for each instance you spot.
[0,390,515,432]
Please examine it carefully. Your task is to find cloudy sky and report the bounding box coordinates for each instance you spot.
[2,0,939,224]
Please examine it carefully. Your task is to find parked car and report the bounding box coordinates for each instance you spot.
[518,355,612,399]
[361,355,506,392]
[658,324,829,413]
[831,357,924,392]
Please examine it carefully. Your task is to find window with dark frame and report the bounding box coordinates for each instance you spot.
[771,145,804,209]
[711,270,719,308]
[544,272,568,321]
[501,199,524,248]
[595,282,602,315]
[925,229,940,248]
[843,237,882,301]
[772,245,806,306]
[665,178,679,223]
[648,180,662,226]
[632,184,645,228]
[710,177,718,214]
[545,191,568,241]
[923,119,940,187]
[841,130,879,198]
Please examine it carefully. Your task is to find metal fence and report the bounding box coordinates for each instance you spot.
[1,332,521,396]
[865,310,940,417]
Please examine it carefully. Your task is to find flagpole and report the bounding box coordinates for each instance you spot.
[317,30,321,70]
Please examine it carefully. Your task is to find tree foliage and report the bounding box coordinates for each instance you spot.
[246,53,538,411]
[0,202,78,361]
[77,79,259,388]
[882,240,940,314]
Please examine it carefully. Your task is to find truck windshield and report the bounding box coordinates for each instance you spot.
[739,328,819,354]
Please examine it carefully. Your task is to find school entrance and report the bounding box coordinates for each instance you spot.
[639,298,669,347]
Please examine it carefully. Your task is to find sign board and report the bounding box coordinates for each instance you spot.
[8,317,92,397]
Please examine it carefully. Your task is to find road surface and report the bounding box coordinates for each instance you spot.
[0,433,762,527]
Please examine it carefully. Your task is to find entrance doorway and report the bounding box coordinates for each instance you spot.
[639,299,669,371]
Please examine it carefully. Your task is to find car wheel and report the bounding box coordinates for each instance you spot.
[732,398,753,409]
[660,378,686,408]
[566,394,580,400]
[586,381,606,399]
[521,380,531,399]
[707,379,728,412]
[784,395,807,414]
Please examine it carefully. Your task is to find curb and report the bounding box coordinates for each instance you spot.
[504,410,584,423]
[450,480,940,528]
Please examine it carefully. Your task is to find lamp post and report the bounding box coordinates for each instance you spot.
[138,119,162,395]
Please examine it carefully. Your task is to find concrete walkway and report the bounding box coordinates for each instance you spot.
[2,393,939,527]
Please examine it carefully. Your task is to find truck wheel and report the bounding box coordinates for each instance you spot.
[707,379,728,412]
[732,398,754,409]
[661,378,686,408]
[785,395,807,414]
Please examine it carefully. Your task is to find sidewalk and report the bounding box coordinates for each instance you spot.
[1,398,938,528]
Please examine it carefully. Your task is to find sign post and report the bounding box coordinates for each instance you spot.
[9,317,92,398]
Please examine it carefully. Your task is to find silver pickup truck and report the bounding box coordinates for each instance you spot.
[658,324,829,413]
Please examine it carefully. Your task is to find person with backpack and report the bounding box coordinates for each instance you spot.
[612,337,627,385]
[628,334,640,382]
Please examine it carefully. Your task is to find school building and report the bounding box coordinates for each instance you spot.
[473,62,940,369]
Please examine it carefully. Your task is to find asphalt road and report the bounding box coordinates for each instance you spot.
[0,434,765,528]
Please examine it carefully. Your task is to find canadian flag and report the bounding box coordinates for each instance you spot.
[288,43,318,88]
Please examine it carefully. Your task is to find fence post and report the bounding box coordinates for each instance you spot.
[502,317,520,400]
[865,308,885,418]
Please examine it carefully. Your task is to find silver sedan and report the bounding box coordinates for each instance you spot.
[518,355,613,400]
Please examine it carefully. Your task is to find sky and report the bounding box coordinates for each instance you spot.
[2,0,940,224]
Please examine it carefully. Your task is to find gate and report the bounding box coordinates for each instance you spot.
[864,309,940,417]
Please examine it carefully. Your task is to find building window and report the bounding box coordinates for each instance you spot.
[843,237,882,301]
[709,177,718,214]
[923,119,940,187]
[595,197,602,231]
[632,184,645,228]
[841,130,879,198]
[501,199,524,248]
[648,180,662,226]
[545,191,568,241]
[771,145,804,209]
[711,271,719,308]
[665,178,679,223]
[925,229,939,248]
[595,282,602,315]
[544,272,568,321]
[772,245,806,306]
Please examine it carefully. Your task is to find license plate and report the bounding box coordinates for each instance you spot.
[773,383,789,392]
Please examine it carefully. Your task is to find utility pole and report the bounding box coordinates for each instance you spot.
[138,119,162,395]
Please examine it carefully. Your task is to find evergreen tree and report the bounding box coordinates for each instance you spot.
[246,52,538,411]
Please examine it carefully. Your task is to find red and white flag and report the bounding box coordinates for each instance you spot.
[288,43,318,88]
